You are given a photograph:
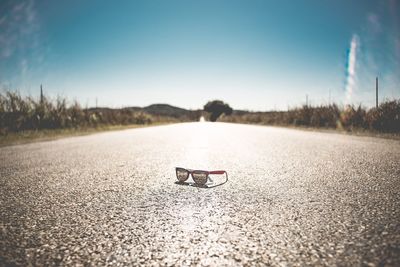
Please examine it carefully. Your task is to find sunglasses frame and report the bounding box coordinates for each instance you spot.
[175,167,227,186]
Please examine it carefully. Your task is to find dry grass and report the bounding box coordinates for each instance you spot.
[0,123,171,147]
[1,90,399,146]
[0,90,189,146]
[0,91,186,135]
[222,100,400,134]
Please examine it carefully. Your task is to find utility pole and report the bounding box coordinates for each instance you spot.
[96,97,98,109]
[376,77,378,108]
[40,84,44,104]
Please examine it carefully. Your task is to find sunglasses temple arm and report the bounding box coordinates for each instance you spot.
[208,171,228,183]
[209,170,226,175]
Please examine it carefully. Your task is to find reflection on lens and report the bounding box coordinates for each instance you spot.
[176,169,189,182]
[192,171,208,185]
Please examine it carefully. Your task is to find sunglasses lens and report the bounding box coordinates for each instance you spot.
[176,168,189,182]
[192,171,208,185]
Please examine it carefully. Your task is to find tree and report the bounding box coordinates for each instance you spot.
[203,100,233,122]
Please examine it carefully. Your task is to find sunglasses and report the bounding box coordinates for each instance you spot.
[175,167,228,186]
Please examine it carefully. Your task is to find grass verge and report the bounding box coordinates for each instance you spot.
[0,122,172,147]
[280,124,400,140]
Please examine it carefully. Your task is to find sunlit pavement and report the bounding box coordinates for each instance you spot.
[1,122,399,266]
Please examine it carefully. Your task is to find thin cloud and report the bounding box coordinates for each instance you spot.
[367,13,381,34]
[0,0,40,57]
[0,0,42,86]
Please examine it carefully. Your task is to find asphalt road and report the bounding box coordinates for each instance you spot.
[1,122,399,266]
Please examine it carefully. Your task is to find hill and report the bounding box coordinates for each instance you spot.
[88,104,201,121]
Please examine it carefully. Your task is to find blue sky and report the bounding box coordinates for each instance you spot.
[0,0,399,110]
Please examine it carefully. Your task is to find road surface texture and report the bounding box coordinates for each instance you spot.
[1,122,399,266]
